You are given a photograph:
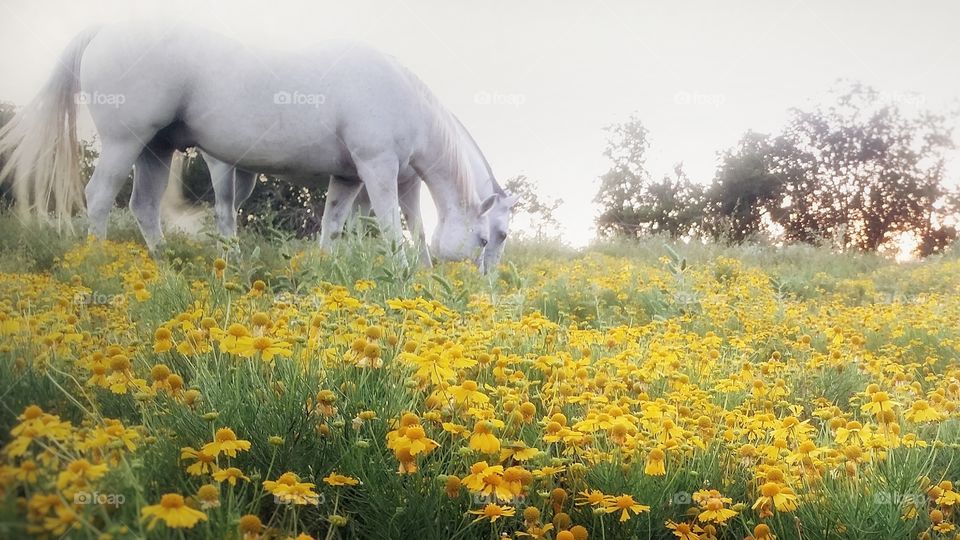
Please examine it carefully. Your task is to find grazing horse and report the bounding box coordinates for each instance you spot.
[201,110,518,269]
[0,22,502,269]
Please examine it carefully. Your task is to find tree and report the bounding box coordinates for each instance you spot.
[771,83,954,252]
[641,164,706,238]
[238,175,329,238]
[594,116,651,238]
[502,175,562,238]
[595,116,705,238]
[707,82,957,255]
[916,188,960,257]
[705,132,783,243]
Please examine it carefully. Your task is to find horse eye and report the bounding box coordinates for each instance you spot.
[479,237,488,247]
[497,231,507,242]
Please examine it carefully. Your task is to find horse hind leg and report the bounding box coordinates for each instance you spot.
[85,138,144,239]
[354,186,372,217]
[203,150,256,240]
[234,169,257,211]
[204,153,241,239]
[130,144,175,253]
[228,169,258,253]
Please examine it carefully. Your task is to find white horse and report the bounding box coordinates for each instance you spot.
[0,22,512,270]
[201,110,517,270]
[200,154,440,263]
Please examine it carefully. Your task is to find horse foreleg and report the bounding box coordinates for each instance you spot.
[130,144,175,254]
[85,139,144,239]
[319,175,364,251]
[399,179,431,267]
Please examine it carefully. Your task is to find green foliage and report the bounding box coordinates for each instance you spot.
[502,175,562,239]
[595,83,959,256]
[707,82,958,254]
[179,150,330,238]
[705,132,782,243]
[1,216,959,539]
[595,116,706,239]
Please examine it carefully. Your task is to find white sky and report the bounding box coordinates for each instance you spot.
[1,0,959,246]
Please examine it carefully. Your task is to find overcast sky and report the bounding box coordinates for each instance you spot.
[1,0,959,245]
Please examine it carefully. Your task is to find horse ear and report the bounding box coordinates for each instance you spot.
[503,193,521,208]
[479,195,497,215]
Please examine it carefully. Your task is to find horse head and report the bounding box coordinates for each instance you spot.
[480,191,519,273]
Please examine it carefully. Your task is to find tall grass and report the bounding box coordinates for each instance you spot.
[0,211,957,539]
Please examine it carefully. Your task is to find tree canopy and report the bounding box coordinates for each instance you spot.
[595,83,958,256]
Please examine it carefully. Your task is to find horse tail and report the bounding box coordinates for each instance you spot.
[0,26,100,230]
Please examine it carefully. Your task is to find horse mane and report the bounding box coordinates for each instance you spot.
[451,113,503,196]
[396,64,478,206]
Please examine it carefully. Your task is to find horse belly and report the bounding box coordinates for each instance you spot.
[187,110,354,177]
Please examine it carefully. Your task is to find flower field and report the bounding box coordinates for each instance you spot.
[1,224,959,539]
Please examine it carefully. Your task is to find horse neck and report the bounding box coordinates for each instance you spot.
[416,111,479,219]
[452,115,499,200]
[399,64,491,215]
